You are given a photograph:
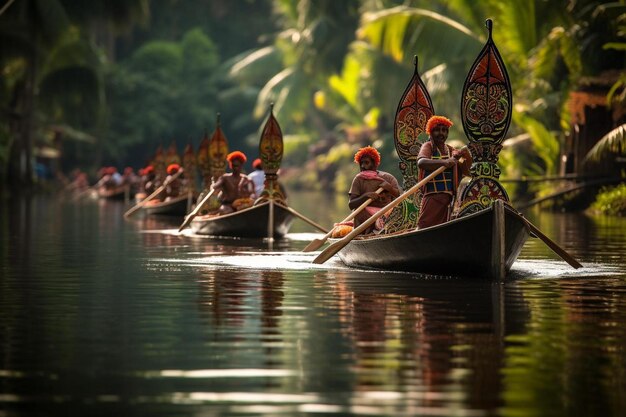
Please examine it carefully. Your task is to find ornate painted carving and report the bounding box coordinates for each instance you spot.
[182,143,197,193]
[258,105,286,204]
[456,19,512,216]
[196,130,211,188]
[208,114,228,181]
[165,141,180,167]
[152,145,166,180]
[382,57,434,234]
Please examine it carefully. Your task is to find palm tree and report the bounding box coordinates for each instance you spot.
[227,0,361,134]
[353,0,625,178]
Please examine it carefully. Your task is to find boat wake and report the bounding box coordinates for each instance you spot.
[155,251,346,271]
[509,259,621,279]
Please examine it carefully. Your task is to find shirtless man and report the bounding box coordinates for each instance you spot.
[212,151,255,214]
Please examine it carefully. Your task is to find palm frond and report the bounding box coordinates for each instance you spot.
[358,6,481,69]
[512,111,560,174]
[584,124,626,163]
[227,46,283,84]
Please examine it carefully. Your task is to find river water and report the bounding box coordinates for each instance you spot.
[1,191,625,417]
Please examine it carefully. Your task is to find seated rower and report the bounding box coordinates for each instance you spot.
[164,163,184,202]
[348,146,401,235]
[248,158,265,198]
[212,151,255,214]
[416,115,471,229]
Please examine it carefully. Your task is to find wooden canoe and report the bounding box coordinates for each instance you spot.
[141,194,190,216]
[333,202,530,279]
[98,185,132,200]
[190,201,294,238]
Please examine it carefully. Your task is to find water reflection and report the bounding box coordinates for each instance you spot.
[1,193,626,416]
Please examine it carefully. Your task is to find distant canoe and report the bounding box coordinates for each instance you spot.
[190,201,294,238]
[141,194,190,216]
[98,185,132,200]
[334,202,530,279]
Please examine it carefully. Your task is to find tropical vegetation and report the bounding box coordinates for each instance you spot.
[1,0,624,210]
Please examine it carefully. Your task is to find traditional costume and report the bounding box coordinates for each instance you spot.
[417,116,471,229]
[347,146,400,234]
[248,158,265,197]
[164,163,184,201]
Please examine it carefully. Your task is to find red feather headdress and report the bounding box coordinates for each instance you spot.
[354,146,381,167]
[227,151,247,168]
[425,115,453,134]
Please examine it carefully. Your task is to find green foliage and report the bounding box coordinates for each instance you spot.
[512,111,560,175]
[590,183,626,215]
[283,134,313,167]
[584,124,626,164]
[106,27,220,164]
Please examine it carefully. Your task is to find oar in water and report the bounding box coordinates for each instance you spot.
[72,184,98,201]
[522,217,583,269]
[312,163,451,264]
[267,198,275,241]
[302,187,384,252]
[273,202,328,233]
[123,169,183,218]
[178,188,216,232]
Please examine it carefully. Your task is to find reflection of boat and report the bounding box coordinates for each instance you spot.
[334,201,530,279]
[98,185,131,200]
[190,201,294,238]
[141,194,190,216]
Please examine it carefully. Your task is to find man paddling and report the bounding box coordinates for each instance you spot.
[212,151,255,214]
[417,115,471,229]
[348,146,401,235]
[164,163,185,202]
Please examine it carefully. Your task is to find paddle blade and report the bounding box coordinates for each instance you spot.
[302,238,325,252]
[525,220,583,269]
[312,238,349,264]
[177,216,191,232]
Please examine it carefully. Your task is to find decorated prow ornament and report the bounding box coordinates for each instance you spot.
[456,19,512,217]
[257,104,286,204]
[208,113,229,182]
[196,129,211,188]
[382,56,435,233]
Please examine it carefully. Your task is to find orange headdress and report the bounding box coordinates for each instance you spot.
[144,165,154,174]
[425,115,453,135]
[167,163,181,175]
[227,151,247,168]
[354,146,381,167]
[252,158,262,169]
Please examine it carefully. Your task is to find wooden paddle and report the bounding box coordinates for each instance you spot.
[274,201,328,233]
[313,164,450,264]
[267,198,275,241]
[177,188,216,232]
[124,169,183,218]
[302,186,384,252]
[522,217,583,269]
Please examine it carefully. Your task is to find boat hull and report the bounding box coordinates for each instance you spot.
[336,203,529,279]
[190,202,294,238]
[142,195,189,216]
[98,186,131,200]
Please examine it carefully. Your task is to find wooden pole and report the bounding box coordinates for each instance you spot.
[313,164,450,264]
[302,187,384,252]
[124,169,183,218]
[491,199,506,281]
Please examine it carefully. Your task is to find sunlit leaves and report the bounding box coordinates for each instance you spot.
[584,124,626,163]
[358,6,480,67]
[512,111,560,175]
